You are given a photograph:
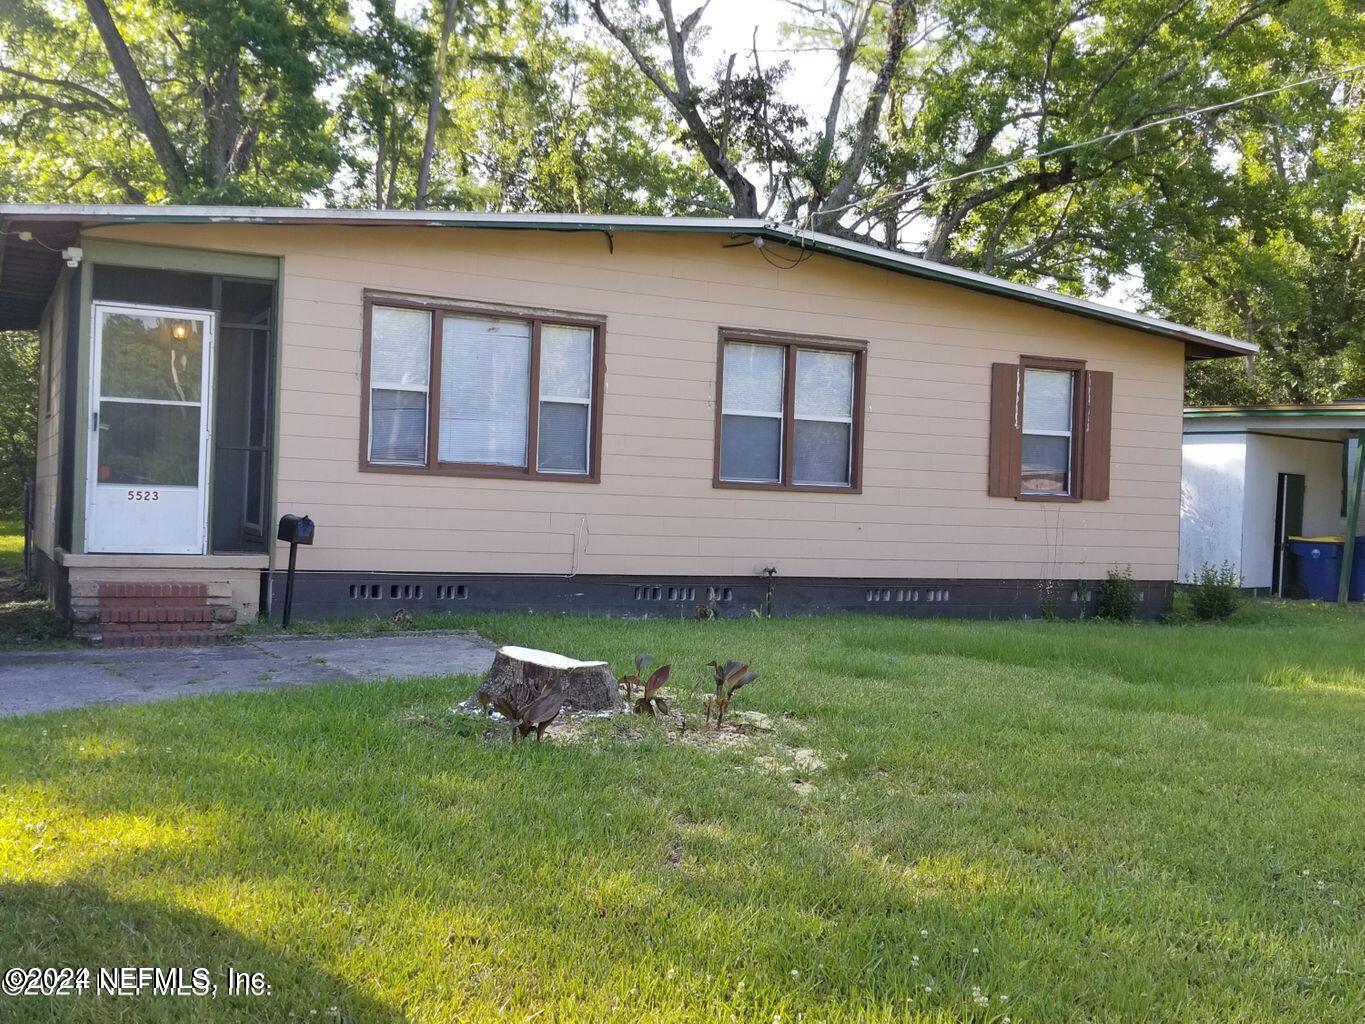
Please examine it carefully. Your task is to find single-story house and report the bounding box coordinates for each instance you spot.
[1181,404,1365,597]
[0,204,1256,642]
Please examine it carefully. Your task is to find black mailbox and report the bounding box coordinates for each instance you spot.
[276,514,314,629]
[277,514,314,545]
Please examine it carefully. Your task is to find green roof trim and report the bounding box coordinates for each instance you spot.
[1185,406,1365,419]
[0,204,1256,357]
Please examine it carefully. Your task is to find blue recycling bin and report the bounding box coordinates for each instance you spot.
[1352,537,1365,602]
[1287,537,1343,601]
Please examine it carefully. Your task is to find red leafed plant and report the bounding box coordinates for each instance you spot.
[705,659,758,727]
[634,664,671,716]
[491,681,567,741]
[620,654,671,715]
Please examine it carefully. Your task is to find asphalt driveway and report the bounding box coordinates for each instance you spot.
[0,632,495,717]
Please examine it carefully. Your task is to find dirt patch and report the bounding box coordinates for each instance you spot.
[448,700,836,802]
[446,672,831,786]
[449,705,637,745]
[755,747,828,773]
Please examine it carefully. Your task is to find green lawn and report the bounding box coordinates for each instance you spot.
[3,604,1364,1022]
[0,516,24,572]
[0,518,68,648]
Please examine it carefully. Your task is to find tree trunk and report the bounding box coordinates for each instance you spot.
[374,124,387,209]
[83,0,192,199]
[205,57,242,189]
[473,646,623,714]
[812,0,914,231]
[416,0,459,210]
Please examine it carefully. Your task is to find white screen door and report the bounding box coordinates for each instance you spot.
[85,302,215,554]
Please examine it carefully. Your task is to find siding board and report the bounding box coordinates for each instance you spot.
[87,222,1187,582]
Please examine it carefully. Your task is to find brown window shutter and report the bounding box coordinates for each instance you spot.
[1081,370,1113,500]
[988,362,1021,497]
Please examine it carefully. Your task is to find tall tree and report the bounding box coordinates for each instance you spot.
[1,0,348,203]
[417,0,462,209]
[585,0,917,230]
[1168,58,1365,404]
[82,0,191,196]
[336,0,433,209]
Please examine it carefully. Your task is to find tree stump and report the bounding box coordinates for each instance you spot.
[474,646,624,714]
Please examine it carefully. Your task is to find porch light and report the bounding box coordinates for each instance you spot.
[170,322,190,341]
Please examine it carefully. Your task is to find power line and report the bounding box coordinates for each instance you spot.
[805,62,1365,226]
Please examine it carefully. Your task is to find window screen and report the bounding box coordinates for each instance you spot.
[537,324,594,474]
[720,342,785,483]
[1021,368,1073,494]
[792,349,854,486]
[368,307,431,464]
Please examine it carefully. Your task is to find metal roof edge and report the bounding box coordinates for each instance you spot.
[1186,406,1365,418]
[0,204,1256,356]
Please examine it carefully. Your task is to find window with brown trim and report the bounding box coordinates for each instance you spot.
[988,356,1113,501]
[714,330,866,492]
[362,296,605,481]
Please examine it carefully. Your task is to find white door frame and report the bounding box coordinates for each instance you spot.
[84,301,216,555]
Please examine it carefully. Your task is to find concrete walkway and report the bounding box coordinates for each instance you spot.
[0,632,496,717]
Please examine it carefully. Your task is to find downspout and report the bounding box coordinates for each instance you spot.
[1338,430,1364,606]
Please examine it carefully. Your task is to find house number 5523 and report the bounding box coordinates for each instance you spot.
[127,490,160,501]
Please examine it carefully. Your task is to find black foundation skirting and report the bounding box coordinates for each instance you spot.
[32,547,69,616]
[265,571,1174,623]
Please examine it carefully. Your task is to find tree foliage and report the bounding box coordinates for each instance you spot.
[1,0,349,203]
[0,333,38,515]
[0,0,1361,404]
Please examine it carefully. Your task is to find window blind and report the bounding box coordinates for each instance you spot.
[439,314,531,466]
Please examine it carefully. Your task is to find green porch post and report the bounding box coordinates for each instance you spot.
[1338,429,1365,606]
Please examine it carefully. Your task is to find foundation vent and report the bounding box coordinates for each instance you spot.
[634,585,701,602]
[865,588,949,604]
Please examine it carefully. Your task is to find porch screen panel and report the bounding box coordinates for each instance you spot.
[99,403,201,486]
[368,307,431,465]
[439,314,531,467]
[212,320,271,552]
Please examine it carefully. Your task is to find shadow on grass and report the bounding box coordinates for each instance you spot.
[0,880,406,1023]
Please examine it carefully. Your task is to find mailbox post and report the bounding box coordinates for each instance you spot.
[276,514,314,629]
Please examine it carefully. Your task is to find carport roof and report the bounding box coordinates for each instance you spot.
[0,203,1256,358]
[1185,403,1365,440]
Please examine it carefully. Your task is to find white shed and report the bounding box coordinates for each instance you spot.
[1181,404,1365,597]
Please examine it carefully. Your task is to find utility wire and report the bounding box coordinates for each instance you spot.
[804,62,1365,227]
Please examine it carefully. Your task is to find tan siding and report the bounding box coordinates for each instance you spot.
[88,223,1187,581]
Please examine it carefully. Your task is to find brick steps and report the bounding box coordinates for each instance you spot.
[70,581,237,647]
